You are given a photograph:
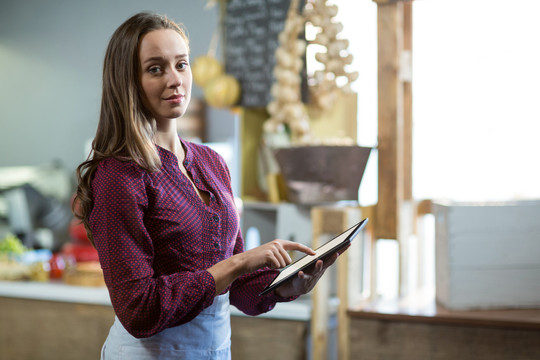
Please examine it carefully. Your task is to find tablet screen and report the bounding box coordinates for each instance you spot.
[260,218,368,295]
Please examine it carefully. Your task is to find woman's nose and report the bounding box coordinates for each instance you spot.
[167,68,182,87]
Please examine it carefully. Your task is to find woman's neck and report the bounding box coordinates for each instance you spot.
[154,120,183,155]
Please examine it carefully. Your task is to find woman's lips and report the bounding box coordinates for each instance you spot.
[164,94,184,104]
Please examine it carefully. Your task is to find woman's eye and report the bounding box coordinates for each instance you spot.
[148,66,161,74]
[177,62,188,70]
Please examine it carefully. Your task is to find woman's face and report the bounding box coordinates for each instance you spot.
[138,29,192,124]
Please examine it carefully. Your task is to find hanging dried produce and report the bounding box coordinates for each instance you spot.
[192,24,241,108]
[264,0,312,145]
[304,0,359,112]
[192,55,223,88]
[204,74,241,108]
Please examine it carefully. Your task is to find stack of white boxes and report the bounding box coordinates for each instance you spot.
[433,200,540,310]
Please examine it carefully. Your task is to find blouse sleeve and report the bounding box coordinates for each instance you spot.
[228,230,299,316]
[89,159,216,338]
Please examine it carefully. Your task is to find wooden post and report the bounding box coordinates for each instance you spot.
[311,206,363,360]
[402,1,413,202]
[372,0,414,298]
[400,0,414,297]
[372,0,413,242]
[374,0,404,240]
[336,208,362,360]
[310,207,330,360]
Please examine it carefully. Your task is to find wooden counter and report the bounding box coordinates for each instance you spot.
[0,281,310,360]
[347,293,540,360]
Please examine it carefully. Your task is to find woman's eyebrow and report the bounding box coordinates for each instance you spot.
[142,54,188,65]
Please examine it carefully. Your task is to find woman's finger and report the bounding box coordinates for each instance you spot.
[277,245,292,266]
[321,253,339,269]
[281,241,316,256]
[299,260,323,279]
[267,256,280,269]
[336,244,351,256]
[274,241,292,268]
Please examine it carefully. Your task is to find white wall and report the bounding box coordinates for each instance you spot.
[0,0,218,173]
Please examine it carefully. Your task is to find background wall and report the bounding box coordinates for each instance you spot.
[0,0,218,173]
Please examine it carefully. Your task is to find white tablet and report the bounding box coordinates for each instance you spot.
[259,218,368,296]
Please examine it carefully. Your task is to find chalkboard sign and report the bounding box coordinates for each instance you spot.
[224,0,306,107]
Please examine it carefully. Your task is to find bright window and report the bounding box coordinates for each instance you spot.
[334,0,540,203]
[333,0,540,299]
[413,0,540,202]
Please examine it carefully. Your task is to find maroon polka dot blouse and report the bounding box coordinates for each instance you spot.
[89,139,291,338]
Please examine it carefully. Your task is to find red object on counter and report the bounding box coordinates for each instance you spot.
[64,197,99,263]
[68,218,91,245]
[63,217,99,262]
[61,242,99,263]
[49,253,66,279]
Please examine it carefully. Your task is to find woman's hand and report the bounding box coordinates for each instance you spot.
[237,240,316,274]
[274,244,350,298]
[208,239,316,295]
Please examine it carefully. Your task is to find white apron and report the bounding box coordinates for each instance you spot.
[101,293,231,360]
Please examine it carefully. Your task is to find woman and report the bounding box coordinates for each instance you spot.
[74,12,342,359]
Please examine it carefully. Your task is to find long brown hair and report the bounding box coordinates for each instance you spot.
[73,12,189,243]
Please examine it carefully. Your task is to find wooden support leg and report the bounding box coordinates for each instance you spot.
[311,206,363,360]
[310,207,330,360]
[337,208,362,360]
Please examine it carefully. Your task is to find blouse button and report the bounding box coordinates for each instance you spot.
[184,160,189,166]
[194,178,200,184]
[213,242,220,249]
[212,215,219,223]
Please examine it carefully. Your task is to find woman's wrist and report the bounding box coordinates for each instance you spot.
[207,254,245,295]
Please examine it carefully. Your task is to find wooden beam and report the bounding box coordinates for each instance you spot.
[310,206,363,360]
[402,2,413,201]
[416,199,433,216]
[336,208,363,360]
[310,207,330,360]
[375,1,404,240]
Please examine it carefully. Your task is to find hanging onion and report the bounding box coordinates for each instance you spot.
[204,74,241,108]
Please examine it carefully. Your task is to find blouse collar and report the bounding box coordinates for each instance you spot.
[155,137,194,166]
